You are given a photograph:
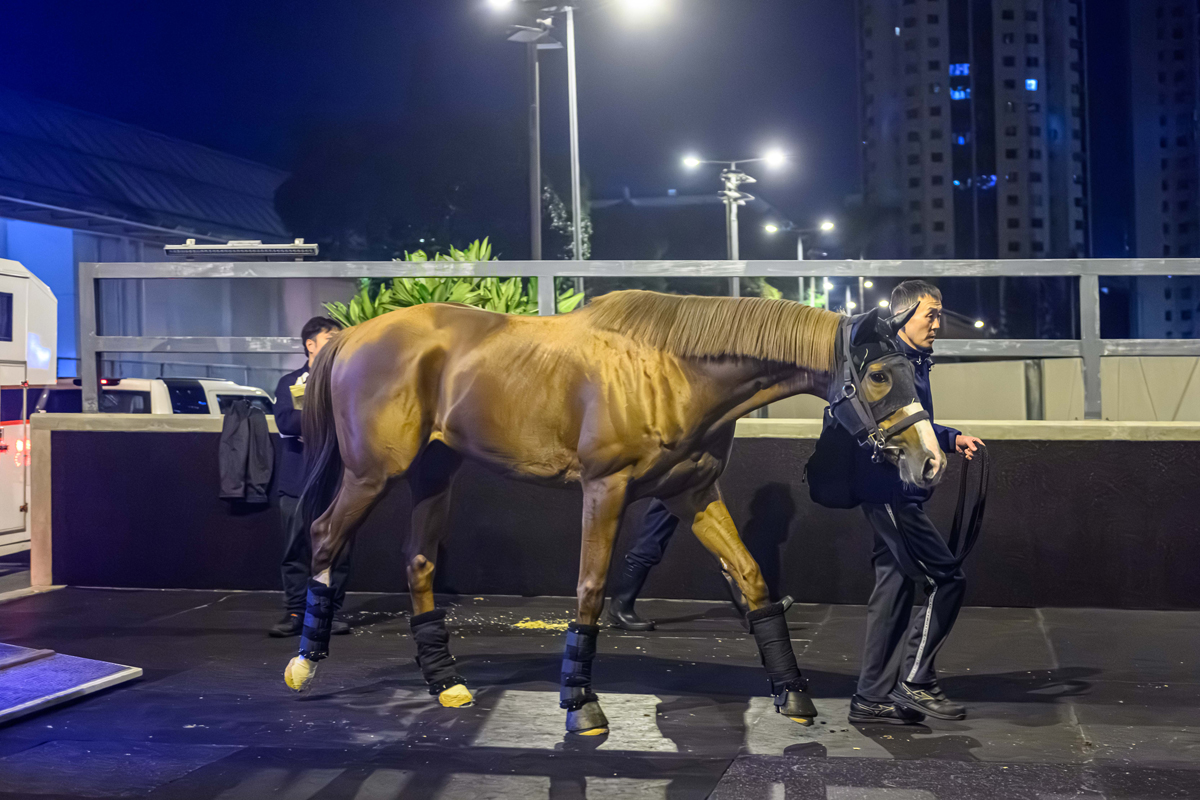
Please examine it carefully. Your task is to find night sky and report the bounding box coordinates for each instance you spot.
[1,0,861,255]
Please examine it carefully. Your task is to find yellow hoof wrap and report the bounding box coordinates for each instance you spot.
[576,727,609,736]
[788,716,814,727]
[284,656,318,692]
[438,683,474,708]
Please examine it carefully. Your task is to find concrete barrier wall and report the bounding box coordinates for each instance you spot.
[30,415,1200,610]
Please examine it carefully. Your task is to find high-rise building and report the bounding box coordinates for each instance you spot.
[1130,2,1200,260]
[858,0,1089,259]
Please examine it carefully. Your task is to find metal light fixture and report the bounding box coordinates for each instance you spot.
[878,299,890,308]
[763,223,780,234]
[819,219,835,232]
[974,320,986,329]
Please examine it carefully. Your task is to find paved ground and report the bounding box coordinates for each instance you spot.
[0,589,1197,799]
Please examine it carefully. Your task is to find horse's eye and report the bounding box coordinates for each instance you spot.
[870,372,889,384]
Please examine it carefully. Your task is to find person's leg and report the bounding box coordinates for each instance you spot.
[271,494,309,637]
[888,501,968,720]
[849,503,925,725]
[856,507,917,702]
[607,499,678,631]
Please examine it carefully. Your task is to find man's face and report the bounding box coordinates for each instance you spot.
[900,295,943,349]
[305,330,335,360]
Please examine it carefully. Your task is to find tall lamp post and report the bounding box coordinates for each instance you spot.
[683,151,788,297]
[764,219,835,305]
[492,0,666,273]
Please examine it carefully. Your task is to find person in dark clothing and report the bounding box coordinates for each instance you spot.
[268,317,354,638]
[848,280,985,726]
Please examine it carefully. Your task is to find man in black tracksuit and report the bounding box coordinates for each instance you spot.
[848,280,984,725]
[268,317,354,638]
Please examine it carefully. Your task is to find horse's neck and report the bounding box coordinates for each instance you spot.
[689,358,834,425]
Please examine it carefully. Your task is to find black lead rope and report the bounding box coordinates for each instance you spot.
[946,446,990,566]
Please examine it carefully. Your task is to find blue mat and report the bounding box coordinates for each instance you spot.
[0,642,141,724]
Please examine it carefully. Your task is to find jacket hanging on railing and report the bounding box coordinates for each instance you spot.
[219,399,274,504]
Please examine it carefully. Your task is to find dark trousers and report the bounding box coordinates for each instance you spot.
[279,494,353,614]
[857,500,966,702]
[625,499,681,570]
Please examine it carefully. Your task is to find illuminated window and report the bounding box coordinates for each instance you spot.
[950,87,971,100]
[1026,78,1039,91]
[949,63,970,76]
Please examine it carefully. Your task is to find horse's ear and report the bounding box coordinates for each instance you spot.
[850,308,883,346]
[885,303,919,337]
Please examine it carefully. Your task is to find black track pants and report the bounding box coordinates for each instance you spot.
[856,500,966,702]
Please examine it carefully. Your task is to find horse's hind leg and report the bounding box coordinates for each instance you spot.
[404,444,473,709]
[560,472,630,736]
[284,469,387,692]
[663,481,818,725]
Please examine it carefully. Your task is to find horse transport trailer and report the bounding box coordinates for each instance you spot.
[0,259,56,556]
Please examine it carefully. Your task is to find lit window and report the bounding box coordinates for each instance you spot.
[949,63,970,76]
[1026,78,1039,91]
[950,87,971,100]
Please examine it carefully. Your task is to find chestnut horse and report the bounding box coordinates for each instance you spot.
[284,290,943,735]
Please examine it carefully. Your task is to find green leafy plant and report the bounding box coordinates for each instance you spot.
[323,238,583,327]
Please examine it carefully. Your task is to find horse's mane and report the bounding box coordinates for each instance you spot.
[582,290,841,372]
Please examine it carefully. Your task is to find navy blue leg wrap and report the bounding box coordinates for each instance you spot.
[559,622,601,711]
[299,579,335,661]
[747,597,806,698]
[410,608,466,695]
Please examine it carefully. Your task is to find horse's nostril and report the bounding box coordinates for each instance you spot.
[922,458,938,481]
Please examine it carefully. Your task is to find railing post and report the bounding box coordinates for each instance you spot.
[1079,273,1102,419]
[538,274,556,316]
[76,262,100,413]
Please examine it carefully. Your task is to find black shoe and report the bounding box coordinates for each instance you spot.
[848,694,925,725]
[606,559,656,631]
[890,681,966,720]
[269,613,302,638]
[331,618,351,636]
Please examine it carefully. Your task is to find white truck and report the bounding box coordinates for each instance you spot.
[0,258,57,557]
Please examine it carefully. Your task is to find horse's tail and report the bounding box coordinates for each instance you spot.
[298,332,348,530]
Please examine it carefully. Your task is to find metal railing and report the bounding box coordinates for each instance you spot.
[77,259,1200,419]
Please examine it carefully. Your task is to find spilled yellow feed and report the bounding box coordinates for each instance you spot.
[512,618,571,631]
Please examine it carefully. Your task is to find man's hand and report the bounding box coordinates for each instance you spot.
[955,435,985,460]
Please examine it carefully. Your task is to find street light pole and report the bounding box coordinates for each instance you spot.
[565,5,584,263]
[527,43,542,261]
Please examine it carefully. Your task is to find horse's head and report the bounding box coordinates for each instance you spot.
[833,306,946,491]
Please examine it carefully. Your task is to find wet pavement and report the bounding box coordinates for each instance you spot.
[0,589,1197,798]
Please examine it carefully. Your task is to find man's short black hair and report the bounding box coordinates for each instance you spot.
[891,280,942,315]
[301,316,343,347]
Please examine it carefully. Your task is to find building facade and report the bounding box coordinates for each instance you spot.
[859,0,1089,259]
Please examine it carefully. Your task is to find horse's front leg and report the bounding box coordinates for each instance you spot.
[663,482,818,726]
[561,471,629,736]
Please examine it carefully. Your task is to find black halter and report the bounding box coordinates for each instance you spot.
[828,319,930,463]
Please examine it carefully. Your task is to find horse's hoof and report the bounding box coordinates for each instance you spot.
[438,683,475,708]
[284,656,318,693]
[778,688,818,725]
[565,701,609,735]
